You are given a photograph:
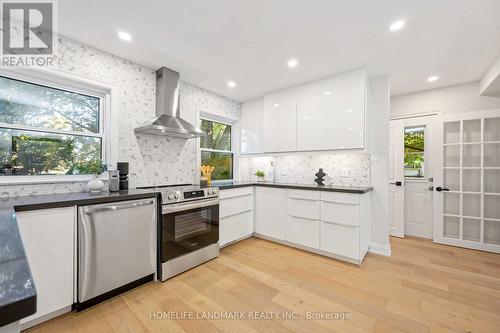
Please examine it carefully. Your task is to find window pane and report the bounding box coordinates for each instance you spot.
[200,119,231,151]
[404,126,425,178]
[0,76,100,134]
[201,151,233,180]
[0,128,101,175]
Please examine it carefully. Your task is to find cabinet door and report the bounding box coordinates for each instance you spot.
[240,98,264,154]
[16,207,75,325]
[220,211,254,246]
[325,70,366,149]
[255,187,287,239]
[296,84,328,151]
[263,90,297,152]
[320,221,360,260]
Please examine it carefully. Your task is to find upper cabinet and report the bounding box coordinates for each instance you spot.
[240,68,367,154]
[262,88,298,152]
[240,97,264,154]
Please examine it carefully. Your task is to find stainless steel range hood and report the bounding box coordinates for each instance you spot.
[134,67,205,139]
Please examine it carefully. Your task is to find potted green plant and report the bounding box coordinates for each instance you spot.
[85,161,108,193]
[255,170,265,182]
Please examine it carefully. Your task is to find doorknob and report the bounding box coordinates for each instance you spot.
[390,181,403,186]
[435,187,450,192]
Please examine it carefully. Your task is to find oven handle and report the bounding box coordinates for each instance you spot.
[162,198,219,213]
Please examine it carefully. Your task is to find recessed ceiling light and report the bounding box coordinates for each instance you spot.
[227,80,236,88]
[349,127,354,131]
[117,31,132,42]
[427,75,439,82]
[274,103,280,107]
[324,91,331,95]
[287,59,298,68]
[346,109,352,113]
[389,20,405,32]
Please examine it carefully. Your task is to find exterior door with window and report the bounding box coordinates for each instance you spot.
[434,110,500,253]
[403,116,436,239]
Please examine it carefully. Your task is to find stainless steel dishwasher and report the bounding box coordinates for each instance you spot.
[77,198,157,310]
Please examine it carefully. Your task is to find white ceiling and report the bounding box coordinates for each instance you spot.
[58,0,500,102]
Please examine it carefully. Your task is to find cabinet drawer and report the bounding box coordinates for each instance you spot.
[220,187,253,199]
[320,221,359,260]
[321,201,359,226]
[220,193,253,218]
[288,189,320,201]
[286,216,319,249]
[321,192,360,205]
[288,196,320,220]
[220,211,254,246]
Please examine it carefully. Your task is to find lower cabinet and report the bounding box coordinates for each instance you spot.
[219,187,254,246]
[320,221,360,260]
[220,186,371,264]
[286,190,320,249]
[255,187,287,240]
[15,207,76,329]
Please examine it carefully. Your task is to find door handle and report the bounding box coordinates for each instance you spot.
[389,181,403,186]
[435,187,450,192]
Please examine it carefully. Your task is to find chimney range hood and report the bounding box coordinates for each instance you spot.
[134,67,205,139]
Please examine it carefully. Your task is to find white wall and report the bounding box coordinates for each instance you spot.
[366,75,391,256]
[391,81,500,117]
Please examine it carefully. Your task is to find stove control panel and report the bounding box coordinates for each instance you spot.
[184,190,205,199]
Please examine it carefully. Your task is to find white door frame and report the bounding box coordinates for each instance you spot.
[389,119,405,237]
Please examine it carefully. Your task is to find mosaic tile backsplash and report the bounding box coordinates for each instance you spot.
[0,37,240,197]
[239,153,370,186]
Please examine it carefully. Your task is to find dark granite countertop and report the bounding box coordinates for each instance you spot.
[0,189,160,327]
[216,181,373,194]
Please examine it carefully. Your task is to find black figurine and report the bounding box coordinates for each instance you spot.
[314,168,326,186]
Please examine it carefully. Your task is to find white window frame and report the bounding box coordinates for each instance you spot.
[197,109,239,184]
[0,68,119,185]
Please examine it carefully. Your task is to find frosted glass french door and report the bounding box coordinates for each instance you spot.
[433,111,500,253]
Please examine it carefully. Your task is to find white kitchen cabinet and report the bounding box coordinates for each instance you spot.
[240,97,264,154]
[219,187,254,246]
[255,187,287,239]
[319,191,371,263]
[286,190,320,249]
[241,68,367,153]
[262,89,297,152]
[325,69,366,149]
[16,207,75,328]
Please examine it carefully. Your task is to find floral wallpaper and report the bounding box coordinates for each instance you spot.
[0,37,240,197]
[239,152,370,186]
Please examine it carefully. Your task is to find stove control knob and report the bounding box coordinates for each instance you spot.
[168,193,175,200]
[212,189,218,195]
[174,193,180,199]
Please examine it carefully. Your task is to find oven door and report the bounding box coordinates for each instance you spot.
[161,198,219,262]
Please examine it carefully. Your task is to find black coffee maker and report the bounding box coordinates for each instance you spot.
[117,162,129,190]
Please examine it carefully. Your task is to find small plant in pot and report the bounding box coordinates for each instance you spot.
[84,161,108,193]
[255,170,265,182]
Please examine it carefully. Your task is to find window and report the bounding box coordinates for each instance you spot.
[0,76,103,176]
[404,126,425,178]
[200,118,233,181]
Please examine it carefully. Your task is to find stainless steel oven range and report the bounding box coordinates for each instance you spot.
[137,184,219,281]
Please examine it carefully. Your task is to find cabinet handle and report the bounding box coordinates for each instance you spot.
[289,214,318,221]
[321,220,358,228]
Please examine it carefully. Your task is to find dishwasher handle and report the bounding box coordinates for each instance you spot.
[83,199,155,214]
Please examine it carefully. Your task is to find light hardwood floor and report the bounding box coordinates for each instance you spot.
[27,237,500,333]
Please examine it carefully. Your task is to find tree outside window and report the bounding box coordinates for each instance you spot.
[404,127,425,178]
[0,76,103,176]
[200,118,233,181]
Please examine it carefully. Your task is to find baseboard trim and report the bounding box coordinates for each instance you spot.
[368,242,391,256]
